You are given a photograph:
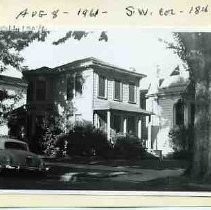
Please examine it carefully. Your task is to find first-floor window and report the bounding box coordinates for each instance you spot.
[174,99,184,126]
[99,114,106,131]
[113,115,121,133]
[127,116,136,135]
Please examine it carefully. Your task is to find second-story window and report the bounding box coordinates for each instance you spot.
[98,75,106,98]
[36,80,46,101]
[114,80,122,101]
[67,73,84,100]
[129,83,136,103]
[67,75,74,100]
[140,91,146,109]
[27,81,33,102]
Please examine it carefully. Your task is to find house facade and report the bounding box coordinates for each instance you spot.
[146,67,195,155]
[23,57,151,143]
[0,75,27,135]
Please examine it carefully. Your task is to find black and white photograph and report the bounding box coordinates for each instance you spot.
[0,27,210,191]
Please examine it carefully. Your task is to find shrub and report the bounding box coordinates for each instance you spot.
[168,125,193,159]
[29,116,62,155]
[113,134,146,159]
[57,123,112,158]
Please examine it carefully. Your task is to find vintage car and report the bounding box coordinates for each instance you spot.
[0,136,48,174]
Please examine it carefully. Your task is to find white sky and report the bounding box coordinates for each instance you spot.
[3,28,185,87]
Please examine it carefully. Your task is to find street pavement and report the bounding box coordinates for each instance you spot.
[0,161,186,190]
[46,161,185,183]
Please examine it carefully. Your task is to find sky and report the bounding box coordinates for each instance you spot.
[2,28,185,87]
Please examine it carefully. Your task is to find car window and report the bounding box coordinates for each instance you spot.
[5,142,28,151]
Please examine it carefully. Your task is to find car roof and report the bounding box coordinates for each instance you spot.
[0,136,27,149]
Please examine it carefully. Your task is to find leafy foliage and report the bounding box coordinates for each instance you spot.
[167,33,211,177]
[52,30,108,45]
[0,29,49,72]
[98,31,108,42]
[0,89,24,125]
[113,134,146,159]
[54,123,112,158]
[0,28,48,126]
[160,32,209,82]
[28,115,61,154]
[169,125,193,159]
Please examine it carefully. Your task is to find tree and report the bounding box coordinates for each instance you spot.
[0,28,49,126]
[52,31,108,45]
[168,33,211,179]
[0,29,107,127]
[0,28,49,72]
[0,29,107,72]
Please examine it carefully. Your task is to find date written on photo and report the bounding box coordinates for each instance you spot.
[126,5,209,17]
[15,5,209,20]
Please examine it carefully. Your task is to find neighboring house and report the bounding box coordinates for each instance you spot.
[23,57,151,142]
[146,66,195,155]
[0,75,27,135]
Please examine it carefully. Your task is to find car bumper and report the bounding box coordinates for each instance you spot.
[0,164,49,174]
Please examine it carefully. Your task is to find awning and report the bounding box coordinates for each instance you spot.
[94,101,153,115]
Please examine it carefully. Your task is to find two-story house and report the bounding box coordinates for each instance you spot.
[23,57,151,142]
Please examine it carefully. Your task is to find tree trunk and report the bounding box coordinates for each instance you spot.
[178,32,211,179]
[192,78,210,178]
[190,52,211,179]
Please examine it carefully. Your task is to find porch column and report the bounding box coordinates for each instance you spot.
[184,104,189,127]
[94,112,98,128]
[123,117,127,134]
[138,118,142,139]
[147,116,152,149]
[107,110,111,140]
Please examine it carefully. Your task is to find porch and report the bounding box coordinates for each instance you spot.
[93,101,152,145]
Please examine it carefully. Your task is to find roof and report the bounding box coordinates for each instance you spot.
[94,101,152,115]
[147,66,190,97]
[0,75,27,88]
[159,74,189,89]
[0,136,27,149]
[158,72,190,95]
[23,57,146,79]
